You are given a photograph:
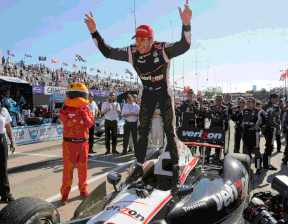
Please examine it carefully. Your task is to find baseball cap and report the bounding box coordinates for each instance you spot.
[132,25,154,40]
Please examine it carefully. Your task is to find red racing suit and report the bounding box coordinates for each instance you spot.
[59,106,94,196]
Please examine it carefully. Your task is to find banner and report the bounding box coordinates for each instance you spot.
[90,68,95,71]
[51,59,58,64]
[39,56,46,61]
[81,66,87,70]
[7,50,14,57]
[24,54,32,58]
[125,68,133,76]
[97,69,101,73]
[73,64,78,69]
[6,124,63,146]
[62,62,68,66]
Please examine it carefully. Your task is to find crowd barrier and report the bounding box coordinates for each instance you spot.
[6,123,63,146]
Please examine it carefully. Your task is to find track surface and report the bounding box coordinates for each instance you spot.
[1,121,288,223]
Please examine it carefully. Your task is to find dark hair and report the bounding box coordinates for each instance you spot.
[225,93,232,100]
[279,99,283,103]
[238,97,246,103]
[248,97,256,103]
[216,95,223,100]
[187,89,194,94]
[270,93,279,100]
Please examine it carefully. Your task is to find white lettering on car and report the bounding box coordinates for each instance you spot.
[182,131,222,139]
[183,201,206,212]
[212,174,249,211]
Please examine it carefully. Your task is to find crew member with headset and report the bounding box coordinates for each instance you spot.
[121,94,139,155]
[237,97,267,175]
[101,92,121,155]
[0,103,16,202]
[87,92,98,153]
[231,97,246,153]
[262,93,280,170]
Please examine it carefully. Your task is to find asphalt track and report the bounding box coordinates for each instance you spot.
[1,121,288,223]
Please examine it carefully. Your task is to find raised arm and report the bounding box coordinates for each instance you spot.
[164,0,192,59]
[85,12,129,62]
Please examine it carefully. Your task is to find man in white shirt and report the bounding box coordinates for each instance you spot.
[101,92,121,154]
[121,94,139,155]
[87,92,98,153]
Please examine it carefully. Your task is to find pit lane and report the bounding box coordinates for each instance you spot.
[1,121,288,223]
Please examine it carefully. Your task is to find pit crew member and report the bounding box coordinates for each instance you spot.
[207,95,228,161]
[281,101,288,165]
[84,1,192,187]
[262,93,280,170]
[231,97,246,153]
[239,97,267,175]
[179,89,200,128]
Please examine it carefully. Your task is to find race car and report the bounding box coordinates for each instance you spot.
[95,117,125,137]
[0,133,254,224]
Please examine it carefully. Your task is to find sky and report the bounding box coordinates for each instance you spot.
[1,0,288,93]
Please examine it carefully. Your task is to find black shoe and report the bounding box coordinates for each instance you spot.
[256,169,261,175]
[282,159,287,165]
[277,149,281,152]
[105,151,111,155]
[128,148,133,153]
[126,164,143,184]
[1,195,15,202]
[89,148,96,153]
[263,165,277,170]
[112,150,119,154]
[122,150,127,156]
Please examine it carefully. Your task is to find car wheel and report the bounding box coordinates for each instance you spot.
[0,197,60,224]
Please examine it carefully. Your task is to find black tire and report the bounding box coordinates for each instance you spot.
[227,153,251,174]
[0,197,60,224]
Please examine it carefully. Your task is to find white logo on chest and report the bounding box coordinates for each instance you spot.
[68,114,76,118]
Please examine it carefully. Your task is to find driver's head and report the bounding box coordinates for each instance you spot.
[270,93,279,104]
[187,89,194,100]
[132,25,154,55]
[197,97,203,106]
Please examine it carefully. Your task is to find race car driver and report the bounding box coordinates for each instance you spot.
[207,95,228,161]
[59,83,94,205]
[84,1,192,188]
[179,89,200,128]
[231,97,246,153]
[262,93,280,170]
[239,97,268,175]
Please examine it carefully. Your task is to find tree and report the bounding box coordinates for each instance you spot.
[259,88,268,93]
[202,86,222,99]
[246,90,255,93]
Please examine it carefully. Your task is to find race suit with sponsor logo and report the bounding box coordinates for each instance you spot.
[91,24,191,165]
[179,100,200,128]
[231,106,243,153]
[222,101,235,130]
[262,102,281,158]
[196,105,209,128]
[59,106,94,196]
[208,105,228,129]
[239,108,267,169]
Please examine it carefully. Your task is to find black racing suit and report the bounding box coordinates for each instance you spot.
[262,102,281,168]
[179,100,200,128]
[281,106,288,161]
[91,24,191,166]
[240,107,267,171]
[222,101,235,150]
[207,104,228,159]
[196,105,208,128]
[231,106,243,153]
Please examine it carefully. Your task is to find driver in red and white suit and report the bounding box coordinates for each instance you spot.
[59,83,94,205]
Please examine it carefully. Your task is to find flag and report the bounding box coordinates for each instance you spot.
[126,75,129,79]
[104,71,107,75]
[90,68,95,71]
[75,53,87,62]
[73,64,78,69]
[110,72,113,76]
[51,59,58,64]
[116,73,119,77]
[125,68,133,76]
[24,54,32,58]
[131,77,134,79]
[135,78,137,80]
[121,75,123,78]
[280,73,285,81]
[7,50,14,57]
[184,86,190,93]
[81,66,87,70]
[39,56,46,61]
[62,62,68,66]
[97,69,101,73]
